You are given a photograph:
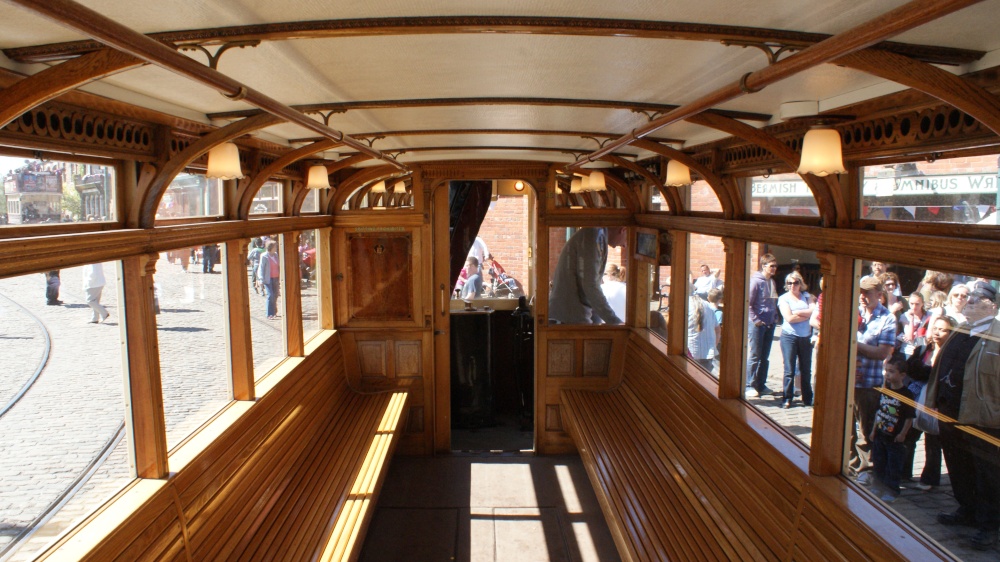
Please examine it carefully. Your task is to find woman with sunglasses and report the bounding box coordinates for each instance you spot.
[944,283,971,324]
[778,271,816,408]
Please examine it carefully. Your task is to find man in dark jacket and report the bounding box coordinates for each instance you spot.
[746,253,778,397]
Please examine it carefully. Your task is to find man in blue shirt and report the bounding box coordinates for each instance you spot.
[852,276,896,475]
[746,254,778,397]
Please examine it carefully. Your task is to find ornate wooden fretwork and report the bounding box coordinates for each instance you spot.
[0,101,156,158]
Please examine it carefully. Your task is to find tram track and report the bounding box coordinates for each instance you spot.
[0,293,51,419]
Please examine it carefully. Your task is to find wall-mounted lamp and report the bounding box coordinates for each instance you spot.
[797,128,846,176]
[514,180,525,192]
[305,165,331,189]
[665,159,692,186]
[205,142,244,180]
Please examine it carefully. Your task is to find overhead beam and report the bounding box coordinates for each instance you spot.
[236,138,340,219]
[0,49,143,129]
[4,16,982,66]
[210,97,772,123]
[567,0,986,171]
[289,129,684,145]
[632,139,739,219]
[6,0,407,173]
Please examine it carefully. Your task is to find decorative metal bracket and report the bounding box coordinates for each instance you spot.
[631,109,665,122]
[359,135,386,148]
[580,136,615,149]
[721,40,800,65]
[304,109,348,126]
[385,150,407,159]
[178,40,261,70]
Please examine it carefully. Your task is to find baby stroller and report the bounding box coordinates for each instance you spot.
[486,258,524,298]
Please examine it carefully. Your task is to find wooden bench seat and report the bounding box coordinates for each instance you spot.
[49,334,407,562]
[561,334,943,562]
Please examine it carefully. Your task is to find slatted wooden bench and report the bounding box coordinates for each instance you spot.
[46,334,407,562]
[561,334,943,562]
[561,340,797,561]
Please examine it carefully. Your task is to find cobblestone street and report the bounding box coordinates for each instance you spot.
[0,250,317,560]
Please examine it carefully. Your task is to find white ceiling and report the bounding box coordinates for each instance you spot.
[1,0,999,165]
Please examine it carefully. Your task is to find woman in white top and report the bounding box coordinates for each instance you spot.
[601,264,627,323]
[687,290,718,374]
[778,271,815,408]
[944,283,970,324]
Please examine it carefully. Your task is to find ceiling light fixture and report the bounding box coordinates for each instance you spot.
[797,127,847,177]
[205,142,244,180]
[665,159,692,186]
[588,171,607,191]
[306,164,331,189]
[514,181,525,191]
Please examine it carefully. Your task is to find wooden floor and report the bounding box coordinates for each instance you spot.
[359,454,620,562]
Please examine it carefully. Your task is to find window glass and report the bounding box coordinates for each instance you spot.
[1,156,116,225]
[861,155,999,224]
[845,263,999,559]
[650,259,671,342]
[0,263,130,559]
[301,189,320,213]
[299,230,321,340]
[155,173,222,220]
[749,172,820,217]
[677,180,723,213]
[686,235,725,377]
[155,247,230,451]
[743,244,821,444]
[454,191,532,301]
[547,226,627,325]
[250,180,282,215]
[249,234,286,379]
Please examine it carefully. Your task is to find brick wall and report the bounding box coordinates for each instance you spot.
[477,195,530,288]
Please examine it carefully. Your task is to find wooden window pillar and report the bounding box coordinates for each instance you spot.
[809,253,859,476]
[718,237,749,399]
[317,227,334,329]
[283,231,304,357]
[225,239,255,401]
[667,230,689,356]
[120,253,168,479]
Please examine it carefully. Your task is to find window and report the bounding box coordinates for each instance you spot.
[299,230,321,340]
[677,180,723,213]
[155,173,222,219]
[743,244,821,444]
[861,154,999,224]
[0,263,131,559]
[250,181,282,215]
[155,247,230,450]
[301,189,320,213]
[748,172,820,217]
[845,262,999,559]
[248,234,286,379]
[454,189,533,301]
[686,235,725,377]
[547,226,627,325]
[1,156,116,225]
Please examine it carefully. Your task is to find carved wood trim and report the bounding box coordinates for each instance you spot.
[1,100,157,159]
[688,112,846,227]
[632,140,737,219]
[604,155,674,215]
[236,139,340,219]
[8,16,980,65]
[137,113,282,228]
[0,49,143,129]
[329,165,407,213]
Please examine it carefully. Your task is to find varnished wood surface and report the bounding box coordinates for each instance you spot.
[561,335,951,561]
[40,334,407,562]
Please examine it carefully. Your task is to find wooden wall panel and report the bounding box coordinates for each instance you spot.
[394,340,422,378]
[581,339,612,376]
[547,340,575,377]
[346,232,414,321]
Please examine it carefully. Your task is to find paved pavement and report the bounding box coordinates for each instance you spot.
[0,250,316,561]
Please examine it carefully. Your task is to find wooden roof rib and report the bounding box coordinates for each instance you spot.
[0,0,997,170]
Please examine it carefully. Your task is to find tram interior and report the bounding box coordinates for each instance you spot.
[2,0,1000,561]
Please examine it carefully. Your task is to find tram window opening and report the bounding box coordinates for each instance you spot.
[686,234,725,378]
[748,172,820,218]
[676,179,723,213]
[155,173,222,220]
[249,180,283,215]
[547,226,627,326]
[301,189,320,214]
[249,234,287,380]
[299,230,321,340]
[1,155,117,225]
[861,154,1000,224]
[743,243,821,446]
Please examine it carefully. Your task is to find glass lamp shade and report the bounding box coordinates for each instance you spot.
[205,142,244,180]
[588,171,606,191]
[305,165,331,189]
[393,181,405,192]
[797,128,846,176]
[665,159,692,186]
[370,180,387,193]
[570,178,583,193]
